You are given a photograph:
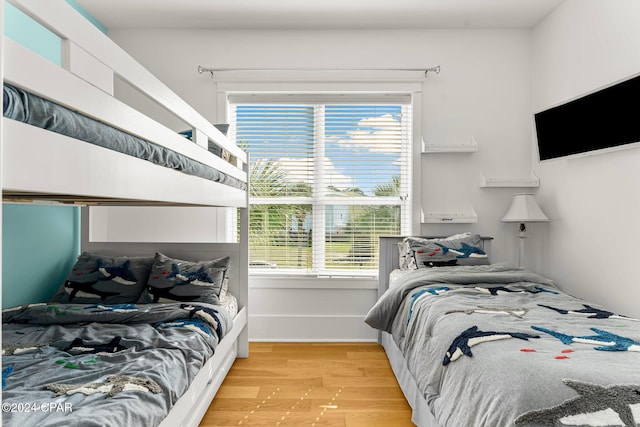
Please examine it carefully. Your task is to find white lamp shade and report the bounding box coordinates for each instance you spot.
[501,193,549,223]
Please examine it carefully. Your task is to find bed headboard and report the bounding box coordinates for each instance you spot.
[378,235,493,298]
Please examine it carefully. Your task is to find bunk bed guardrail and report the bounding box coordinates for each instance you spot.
[3,0,247,207]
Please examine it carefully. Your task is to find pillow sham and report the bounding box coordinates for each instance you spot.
[50,253,153,304]
[138,253,230,304]
[398,233,489,269]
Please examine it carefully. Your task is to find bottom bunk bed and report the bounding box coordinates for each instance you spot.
[2,239,248,427]
[367,234,640,427]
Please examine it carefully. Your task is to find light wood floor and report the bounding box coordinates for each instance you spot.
[200,342,414,427]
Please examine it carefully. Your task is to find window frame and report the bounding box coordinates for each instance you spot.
[215,72,423,278]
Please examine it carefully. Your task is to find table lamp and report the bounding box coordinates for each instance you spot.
[501,193,549,268]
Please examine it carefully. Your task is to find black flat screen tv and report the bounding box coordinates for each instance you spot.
[534,74,640,161]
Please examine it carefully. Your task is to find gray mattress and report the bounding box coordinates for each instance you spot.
[365,263,640,427]
[2,84,246,191]
[2,301,232,427]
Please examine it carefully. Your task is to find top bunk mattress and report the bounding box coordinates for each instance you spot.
[2,84,247,192]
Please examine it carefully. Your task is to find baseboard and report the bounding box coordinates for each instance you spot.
[249,338,378,342]
[248,314,377,341]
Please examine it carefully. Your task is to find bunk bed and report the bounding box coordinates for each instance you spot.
[1,1,248,426]
[367,235,640,427]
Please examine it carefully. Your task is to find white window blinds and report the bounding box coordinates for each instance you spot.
[230,94,412,275]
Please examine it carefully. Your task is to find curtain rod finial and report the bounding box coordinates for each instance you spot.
[197,66,214,78]
[425,65,441,76]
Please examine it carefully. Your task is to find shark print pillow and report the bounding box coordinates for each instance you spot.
[138,253,230,305]
[50,253,154,304]
[399,233,489,269]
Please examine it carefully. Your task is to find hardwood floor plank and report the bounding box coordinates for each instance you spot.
[322,375,402,388]
[346,412,415,427]
[252,385,408,400]
[209,398,313,412]
[333,386,408,400]
[199,342,413,427]
[346,351,389,360]
[222,376,325,388]
[254,386,340,400]
[201,410,347,426]
[230,367,367,378]
[286,359,390,369]
[216,386,261,399]
[311,399,411,412]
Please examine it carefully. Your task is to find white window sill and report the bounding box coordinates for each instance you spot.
[249,273,378,290]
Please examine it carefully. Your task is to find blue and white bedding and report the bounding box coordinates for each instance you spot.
[2,84,246,191]
[365,263,640,427]
[2,301,231,427]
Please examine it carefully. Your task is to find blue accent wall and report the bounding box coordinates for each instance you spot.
[2,1,105,308]
[4,1,62,65]
[2,205,80,306]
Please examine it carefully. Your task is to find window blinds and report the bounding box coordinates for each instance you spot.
[230,94,412,275]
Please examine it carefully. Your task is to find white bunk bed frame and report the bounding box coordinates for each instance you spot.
[82,209,249,427]
[1,1,249,426]
[2,0,247,207]
[377,236,492,427]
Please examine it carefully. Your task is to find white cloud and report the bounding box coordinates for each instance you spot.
[278,157,355,187]
[330,114,402,154]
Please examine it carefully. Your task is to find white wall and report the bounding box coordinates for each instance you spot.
[108,28,536,340]
[531,0,640,318]
[89,207,230,243]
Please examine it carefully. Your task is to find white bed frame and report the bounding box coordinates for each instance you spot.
[1,1,250,426]
[377,236,492,427]
[2,0,247,207]
[81,210,249,427]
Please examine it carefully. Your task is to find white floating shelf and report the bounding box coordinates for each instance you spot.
[422,137,478,153]
[421,208,478,224]
[480,172,540,188]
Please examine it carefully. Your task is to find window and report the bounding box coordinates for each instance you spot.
[230,95,412,275]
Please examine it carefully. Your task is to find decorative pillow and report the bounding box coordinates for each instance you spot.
[213,124,230,136]
[219,275,230,300]
[178,124,228,140]
[398,233,489,269]
[138,253,230,304]
[207,142,223,157]
[178,129,193,140]
[211,125,230,159]
[50,253,153,304]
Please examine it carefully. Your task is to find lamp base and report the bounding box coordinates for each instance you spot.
[517,223,527,268]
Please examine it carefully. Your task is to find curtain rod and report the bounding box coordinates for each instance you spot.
[197,65,441,78]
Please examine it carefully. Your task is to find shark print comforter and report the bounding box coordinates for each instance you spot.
[1,301,231,427]
[364,263,640,427]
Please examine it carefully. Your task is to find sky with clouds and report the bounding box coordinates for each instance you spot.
[237,104,404,196]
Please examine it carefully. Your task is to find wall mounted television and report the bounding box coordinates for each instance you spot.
[534,74,640,161]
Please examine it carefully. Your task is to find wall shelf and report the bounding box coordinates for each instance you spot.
[421,208,478,224]
[422,137,478,153]
[480,172,540,188]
